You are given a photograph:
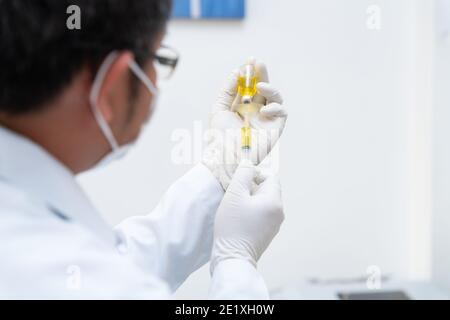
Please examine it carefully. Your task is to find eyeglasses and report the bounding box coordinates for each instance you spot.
[71,41,180,81]
[152,45,179,80]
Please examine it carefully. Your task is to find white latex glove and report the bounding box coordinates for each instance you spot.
[210,160,285,274]
[202,59,288,189]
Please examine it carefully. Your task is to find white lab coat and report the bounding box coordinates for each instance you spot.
[0,126,269,299]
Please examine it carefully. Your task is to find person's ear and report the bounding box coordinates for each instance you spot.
[96,52,133,123]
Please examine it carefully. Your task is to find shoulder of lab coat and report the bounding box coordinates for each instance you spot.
[0,181,171,299]
[0,126,170,299]
[115,163,225,293]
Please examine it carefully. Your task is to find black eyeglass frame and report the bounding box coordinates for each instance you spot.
[69,41,180,79]
[150,45,180,80]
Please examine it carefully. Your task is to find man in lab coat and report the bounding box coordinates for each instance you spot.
[0,0,287,299]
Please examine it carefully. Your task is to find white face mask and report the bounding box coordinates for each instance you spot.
[89,51,159,168]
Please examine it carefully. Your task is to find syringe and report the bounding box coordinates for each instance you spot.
[236,61,259,161]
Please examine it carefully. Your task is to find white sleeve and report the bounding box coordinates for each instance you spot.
[0,206,172,300]
[114,163,224,293]
[209,259,270,300]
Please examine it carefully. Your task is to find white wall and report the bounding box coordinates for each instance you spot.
[432,0,450,293]
[78,0,435,298]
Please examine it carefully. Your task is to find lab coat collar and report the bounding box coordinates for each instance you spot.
[0,125,116,246]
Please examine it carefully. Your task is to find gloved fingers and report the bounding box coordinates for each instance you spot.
[260,103,288,118]
[254,173,284,222]
[228,159,257,196]
[254,167,270,185]
[214,69,239,113]
[230,92,241,113]
[252,60,270,105]
[254,173,282,198]
[255,60,269,83]
[256,82,284,105]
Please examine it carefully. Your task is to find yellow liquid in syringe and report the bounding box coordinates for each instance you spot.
[237,63,258,157]
[241,125,252,150]
[237,78,257,152]
[238,76,257,97]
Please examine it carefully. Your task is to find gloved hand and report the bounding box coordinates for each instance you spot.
[202,59,288,189]
[210,160,285,274]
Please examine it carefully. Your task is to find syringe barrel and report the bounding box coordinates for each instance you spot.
[241,126,252,150]
[237,64,257,99]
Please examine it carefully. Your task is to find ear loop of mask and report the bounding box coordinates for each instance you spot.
[90,51,159,154]
[128,60,158,97]
[128,59,160,128]
[89,51,121,151]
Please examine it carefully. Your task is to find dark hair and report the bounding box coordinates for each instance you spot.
[0,0,172,114]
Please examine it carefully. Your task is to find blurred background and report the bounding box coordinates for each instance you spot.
[78,0,450,299]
